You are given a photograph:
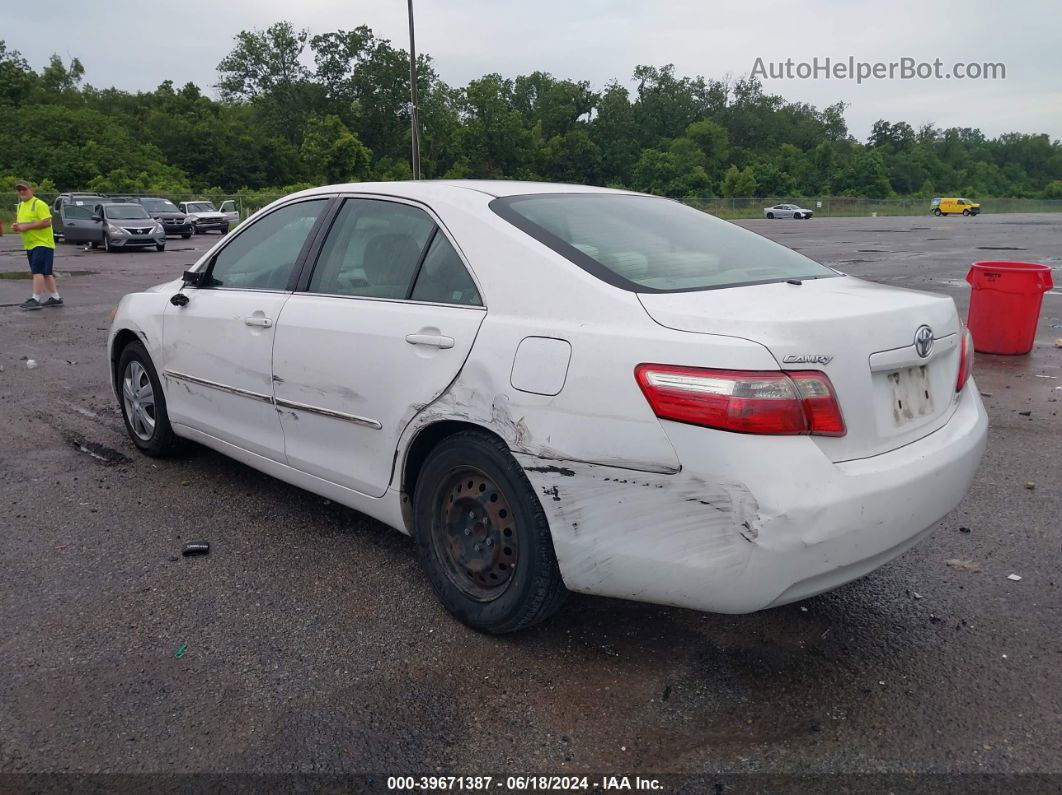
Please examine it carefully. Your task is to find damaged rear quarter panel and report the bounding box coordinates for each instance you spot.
[515,454,761,610]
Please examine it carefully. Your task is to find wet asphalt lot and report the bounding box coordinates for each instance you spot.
[0,214,1060,782]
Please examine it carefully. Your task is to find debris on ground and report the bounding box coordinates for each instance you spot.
[1018,411,1032,416]
[979,391,992,397]
[1056,339,1062,348]
[174,643,187,658]
[65,359,77,366]
[1024,482,1036,490]
[181,541,210,556]
[946,559,982,573]
[913,592,923,599]
[25,359,37,369]
[1034,374,1058,379]
[1007,574,1023,582]
[959,526,972,533]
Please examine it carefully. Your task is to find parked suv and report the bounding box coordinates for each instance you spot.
[135,197,193,238]
[178,200,229,234]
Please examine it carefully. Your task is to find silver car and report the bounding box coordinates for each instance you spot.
[89,203,167,252]
[764,203,814,219]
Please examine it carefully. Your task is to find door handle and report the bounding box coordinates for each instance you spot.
[405,333,454,349]
[244,317,273,328]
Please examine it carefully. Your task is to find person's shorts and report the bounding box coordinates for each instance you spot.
[26,246,55,276]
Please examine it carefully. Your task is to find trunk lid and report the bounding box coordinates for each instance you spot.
[638,276,963,462]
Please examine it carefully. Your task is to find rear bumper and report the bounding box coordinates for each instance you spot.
[520,381,987,614]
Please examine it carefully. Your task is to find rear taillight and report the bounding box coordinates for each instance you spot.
[634,365,846,437]
[956,326,974,392]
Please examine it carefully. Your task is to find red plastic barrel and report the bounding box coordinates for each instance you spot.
[965,261,1054,355]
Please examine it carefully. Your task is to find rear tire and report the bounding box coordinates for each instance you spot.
[413,431,568,633]
[181,233,192,239]
[766,212,775,219]
[117,341,181,457]
[963,209,971,216]
[156,244,165,252]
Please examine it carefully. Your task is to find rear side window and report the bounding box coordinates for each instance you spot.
[491,194,838,293]
[307,199,434,300]
[63,205,94,220]
[410,233,481,306]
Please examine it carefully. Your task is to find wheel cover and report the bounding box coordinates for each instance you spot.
[122,360,157,441]
[431,466,519,601]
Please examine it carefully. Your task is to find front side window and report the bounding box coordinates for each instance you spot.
[492,194,838,293]
[308,199,435,299]
[207,199,327,291]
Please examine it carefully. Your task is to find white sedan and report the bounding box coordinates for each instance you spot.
[764,203,814,219]
[108,182,987,633]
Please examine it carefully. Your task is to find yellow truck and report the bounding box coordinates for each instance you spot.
[931,197,981,216]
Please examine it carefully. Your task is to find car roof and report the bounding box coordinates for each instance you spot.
[291,179,638,200]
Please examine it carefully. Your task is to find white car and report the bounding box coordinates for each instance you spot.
[108,182,987,633]
[764,203,813,219]
[178,200,230,235]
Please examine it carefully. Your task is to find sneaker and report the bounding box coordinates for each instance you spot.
[19,298,42,311]
[43,297,64,308]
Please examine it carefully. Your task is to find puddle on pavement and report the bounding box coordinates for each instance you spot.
[977,246,1026,251]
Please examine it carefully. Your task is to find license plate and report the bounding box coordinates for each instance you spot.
[887,365,934,426]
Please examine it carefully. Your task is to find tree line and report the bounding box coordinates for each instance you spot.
[2,22,1060,199]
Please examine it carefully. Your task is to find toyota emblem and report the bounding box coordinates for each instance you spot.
[914,325,934,358]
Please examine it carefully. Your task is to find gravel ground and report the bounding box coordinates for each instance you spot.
[0,213,1059,785]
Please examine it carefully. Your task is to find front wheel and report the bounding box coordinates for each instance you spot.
[220,225,230,235]
[156,243,166,252]
[117,341,181,457]
[933,209,942,216]
[181,233,192,239]
[413,431,567,633]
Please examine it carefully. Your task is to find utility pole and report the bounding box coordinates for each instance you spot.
[407,0,422,180]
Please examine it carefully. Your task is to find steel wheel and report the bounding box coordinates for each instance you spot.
[431,466,519,601]
[122,360,156,441]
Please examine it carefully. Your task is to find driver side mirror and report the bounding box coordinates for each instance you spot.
[182,269,208,287]
[92,213,102,222]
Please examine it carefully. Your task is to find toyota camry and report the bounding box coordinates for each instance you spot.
[108,181,987,633]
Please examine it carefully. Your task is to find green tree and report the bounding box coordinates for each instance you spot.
[300,114,372,183]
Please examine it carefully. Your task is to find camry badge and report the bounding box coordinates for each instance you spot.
[782,354,834,365]
[914,325,934,358]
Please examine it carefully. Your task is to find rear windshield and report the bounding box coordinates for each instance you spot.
[141,198,180,213]
[105,204,150,220]
[490,194,838,292]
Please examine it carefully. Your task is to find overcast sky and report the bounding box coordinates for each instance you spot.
[7,0,1061,140]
